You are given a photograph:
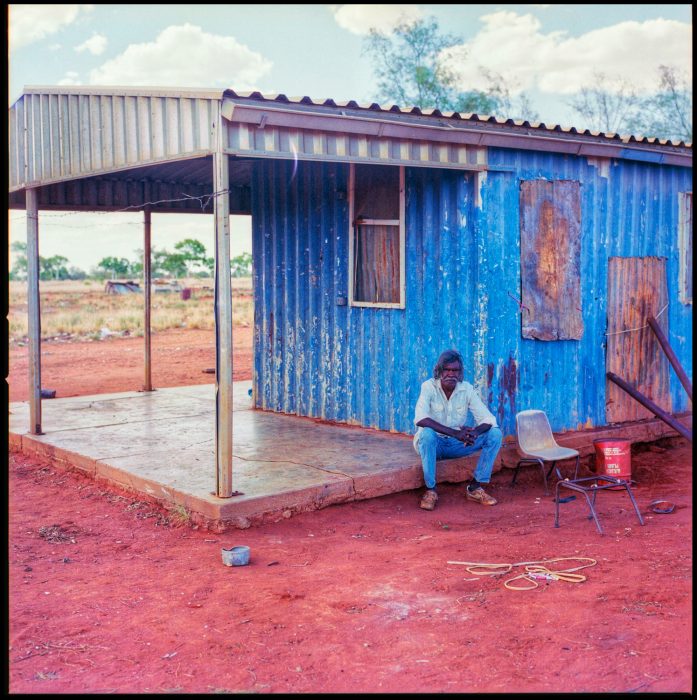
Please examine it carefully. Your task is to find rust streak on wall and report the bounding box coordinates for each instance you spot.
[491,355,518,427]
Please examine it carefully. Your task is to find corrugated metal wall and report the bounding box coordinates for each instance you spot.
[9,91,217,189]
[480,150,692,434]
[252,152,692,437]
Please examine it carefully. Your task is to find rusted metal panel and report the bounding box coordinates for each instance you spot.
[606,257,671,424]
[520,180,583,340]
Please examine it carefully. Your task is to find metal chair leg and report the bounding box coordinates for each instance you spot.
[554,481,562,527]
[583,490,604,535]
[623,483,645,526]
[555,481,605,535]
[512,458,548,495]
[555,476,643,535]
[540,460,549,495]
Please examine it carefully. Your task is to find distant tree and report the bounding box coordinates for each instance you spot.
[568,65,692,141]
[567,71,641,134]
[40,254,70,280]
[95,256,134,280]
[131,247,169,278]
[10,241,28,280]
[231,252,252,277]
[629,65,692,142]
[131,239,213,279]
[160,252,189,278]
[363,16,537,120]
[173,238,212,276]
[9,242,82,281]
[67,266,87,280]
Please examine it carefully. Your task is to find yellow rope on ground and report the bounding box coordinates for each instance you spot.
[446,557,597,591]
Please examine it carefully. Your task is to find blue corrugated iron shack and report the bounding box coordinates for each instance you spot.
[237,94,692,437]
[9,87,693,464]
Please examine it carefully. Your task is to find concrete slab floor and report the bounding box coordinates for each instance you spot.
[9,381,435,528]
[9,381,687,530]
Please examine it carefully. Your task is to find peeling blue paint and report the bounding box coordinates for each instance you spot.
[252,152,692,438]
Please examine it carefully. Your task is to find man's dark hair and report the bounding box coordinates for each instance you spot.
[433,349,464,381]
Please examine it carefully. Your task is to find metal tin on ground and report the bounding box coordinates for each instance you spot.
[222,545,250,566]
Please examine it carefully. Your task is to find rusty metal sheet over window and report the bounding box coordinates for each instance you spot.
[520,180,583,340]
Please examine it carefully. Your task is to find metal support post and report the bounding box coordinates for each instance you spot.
[143,202,153,391]
[607,372,692,441]
[647,315,692,400]
[213,141,234,497]
[26,187,42,434]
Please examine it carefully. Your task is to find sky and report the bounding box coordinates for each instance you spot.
[7,3,693,274]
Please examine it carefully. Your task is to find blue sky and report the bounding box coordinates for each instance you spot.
[8,3,692,273]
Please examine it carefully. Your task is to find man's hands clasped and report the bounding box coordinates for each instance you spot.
[454,423,492,446]
[454,426,477,445]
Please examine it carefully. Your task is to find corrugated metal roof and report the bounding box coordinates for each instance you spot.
[9,87,219,191]
[8,85,691,197]
[223,89,692,150]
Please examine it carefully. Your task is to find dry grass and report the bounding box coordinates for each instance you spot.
[8,277,253,344]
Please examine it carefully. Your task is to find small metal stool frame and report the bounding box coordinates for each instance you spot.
[554,475,645,535]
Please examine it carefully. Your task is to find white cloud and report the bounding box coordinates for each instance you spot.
[75,32,107,55]
[331,4,422,35]
[9,4,93,51]
[58,71,82,86]
[88,24,272,90]
[444,11,692,96]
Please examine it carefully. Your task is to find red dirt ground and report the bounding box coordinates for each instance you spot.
[7,332,693,693]
[7,328,252,403]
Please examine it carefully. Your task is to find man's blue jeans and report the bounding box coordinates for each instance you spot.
[416,427,503,490]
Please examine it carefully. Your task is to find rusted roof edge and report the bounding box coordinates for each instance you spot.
[222,89,692,152]
[223,98,692,167]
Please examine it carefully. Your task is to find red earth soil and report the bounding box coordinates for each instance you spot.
[7,327,252,403]
[7,331,693,693]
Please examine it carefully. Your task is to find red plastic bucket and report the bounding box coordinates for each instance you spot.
[593,438,632,487]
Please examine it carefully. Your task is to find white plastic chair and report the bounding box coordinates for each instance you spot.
[512,409,580,495]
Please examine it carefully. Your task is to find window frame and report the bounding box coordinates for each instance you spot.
[678,191,692,305]
[348,163,406,309]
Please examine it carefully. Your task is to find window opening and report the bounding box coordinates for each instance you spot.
[349,164,405,308]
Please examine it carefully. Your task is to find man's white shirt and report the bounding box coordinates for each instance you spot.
[413,378,498,450]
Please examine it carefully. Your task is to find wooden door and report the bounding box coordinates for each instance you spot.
[606,256,671,423]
